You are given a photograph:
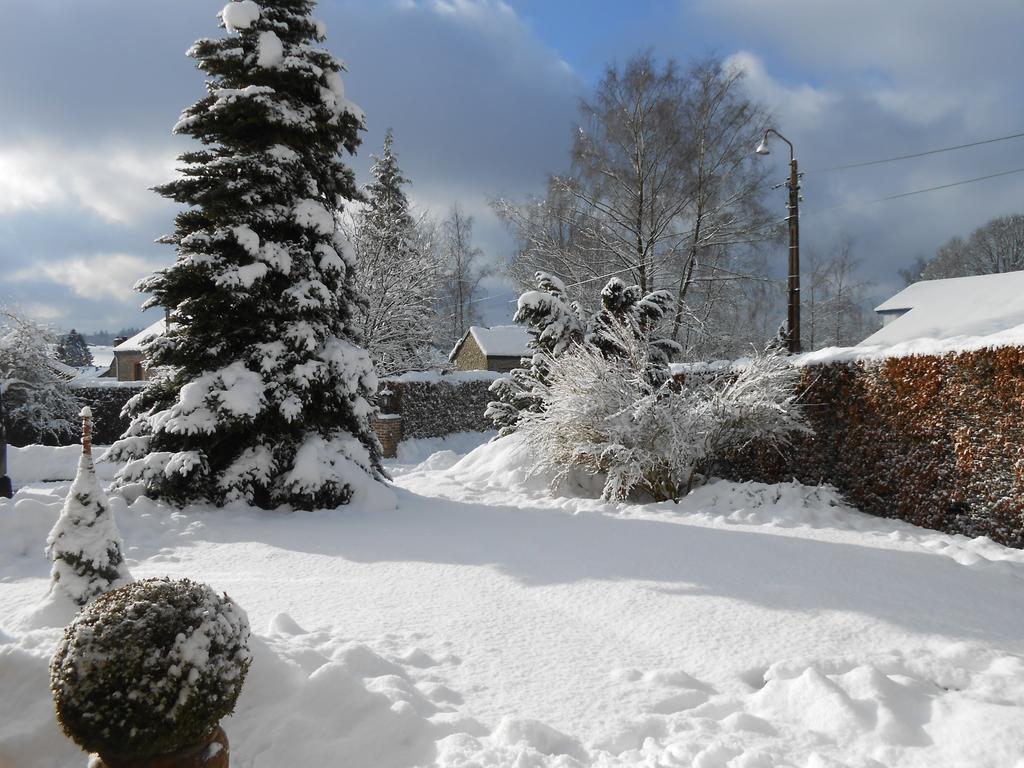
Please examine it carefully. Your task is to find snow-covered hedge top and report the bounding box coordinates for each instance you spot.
[385,369,503,385]
[797,322,1024,367]
[668,359,742,377]
[50,578,251,758]
[69,377,149,390]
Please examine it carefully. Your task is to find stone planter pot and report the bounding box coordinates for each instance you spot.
[89,726,228,768]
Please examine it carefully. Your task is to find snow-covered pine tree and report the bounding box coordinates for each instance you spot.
[766,321,790,355]
[46,407,131,607]
[586,277,680,385]
[352,129,440,377]
[486,272,584,436]
[107,0,385,510]
[56,330,93,368]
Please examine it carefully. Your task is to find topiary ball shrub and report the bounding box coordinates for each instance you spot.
[50,578,251,759]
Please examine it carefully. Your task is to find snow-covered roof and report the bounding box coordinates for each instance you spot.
[448,325,532,362]
[113,319,166,353]
[468,325,531,357]
[48,358,79,380]
[862,270,1024,347]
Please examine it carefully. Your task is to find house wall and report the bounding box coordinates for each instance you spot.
[722,347,1024,548]
[453,336,525,373]
[452,335,488,371]
[487,356,524,373]
[114,351,147,382]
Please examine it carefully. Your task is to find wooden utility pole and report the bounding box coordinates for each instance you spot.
[787,155,801,353]
[756,128,802,353]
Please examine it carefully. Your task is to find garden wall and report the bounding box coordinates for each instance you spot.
[26,372,497,454]
[4,382,142,447]
[723,347,1024,547]
[381,370,499,439]
[71,382,145,445]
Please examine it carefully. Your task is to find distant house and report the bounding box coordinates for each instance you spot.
[112,319,165,382]
[448,325,531,373]
[862,270,1024,346]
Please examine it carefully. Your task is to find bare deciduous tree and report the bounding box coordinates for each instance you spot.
[905,214,1024,282]
[668,59,776,343]
[0,308,78,446]
[436,204,489,351]
[493,52,777,356]
[803,237,876,349]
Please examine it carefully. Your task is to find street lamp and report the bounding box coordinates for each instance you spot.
[756,128,801,354]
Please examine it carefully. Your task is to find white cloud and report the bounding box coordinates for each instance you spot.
[725,51,836,128]
[12,253,161,303]
[430,0,516,22]
[21,303,66,322]
[0,142,178,224]
[700,0,1024,128]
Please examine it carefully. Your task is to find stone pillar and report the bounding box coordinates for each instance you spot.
[371,415,403,459]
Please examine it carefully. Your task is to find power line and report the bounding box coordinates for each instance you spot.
[804,130,1024,174]
[803,165,1024,218]
[456,164,1024,313]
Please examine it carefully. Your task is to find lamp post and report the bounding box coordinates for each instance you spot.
[756,128,801,354]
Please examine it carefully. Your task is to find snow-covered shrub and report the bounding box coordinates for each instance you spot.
[0,308,78,446]
[586,277,680,386]
[518,321,807,501]
[107,0,386,509]
[46,407,131,607]
[50,578,251,758]
[487,272,584,436]
[488,274,678,436]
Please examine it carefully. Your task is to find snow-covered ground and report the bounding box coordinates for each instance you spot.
[87,345,115,370]
[3,434,1024,767]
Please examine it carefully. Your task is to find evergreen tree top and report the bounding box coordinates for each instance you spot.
[56,329,93,368]
[160,0,365,224]
[364,128,413,232]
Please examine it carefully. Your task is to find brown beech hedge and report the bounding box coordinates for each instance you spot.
[721,347,1024,547]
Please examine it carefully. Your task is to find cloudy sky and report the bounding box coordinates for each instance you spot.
[2,0,1023,333]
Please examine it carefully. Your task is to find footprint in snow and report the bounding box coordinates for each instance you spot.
[642,668,714,691]
[649,689,709,714]
[400,647,439,667]
[739,666,770,690]
[422,682,464,705]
